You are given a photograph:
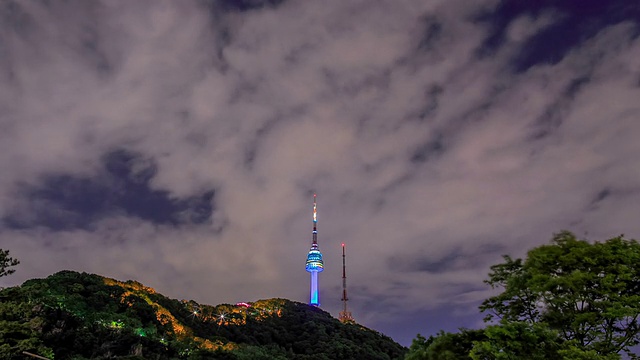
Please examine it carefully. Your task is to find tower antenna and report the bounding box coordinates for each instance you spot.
[339,243,354,323]
[305,194,324,306]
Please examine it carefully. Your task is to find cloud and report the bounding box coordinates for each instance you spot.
[1,0,639,345]
[3,149,215,230]
[506,12,561,43]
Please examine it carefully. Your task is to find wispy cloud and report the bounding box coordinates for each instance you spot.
[1,0,639,345]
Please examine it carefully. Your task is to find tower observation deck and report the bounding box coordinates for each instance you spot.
[305,194,324,306]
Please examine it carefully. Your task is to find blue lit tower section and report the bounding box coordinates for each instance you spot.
[305,194,324,306]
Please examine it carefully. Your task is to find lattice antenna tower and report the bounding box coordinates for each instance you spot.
[339,243,354,323]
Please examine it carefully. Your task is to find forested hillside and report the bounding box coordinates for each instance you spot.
[0,271,405,359]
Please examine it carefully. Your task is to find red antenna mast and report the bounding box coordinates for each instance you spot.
[339,243,354,323]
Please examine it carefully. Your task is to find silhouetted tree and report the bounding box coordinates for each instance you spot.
[479,231,640,358]
[0,248,19,278]
[407,231,640,359]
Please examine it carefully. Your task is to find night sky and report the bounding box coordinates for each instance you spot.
[1,0,640,347]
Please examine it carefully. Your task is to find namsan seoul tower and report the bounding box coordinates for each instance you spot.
[305,194,324,306]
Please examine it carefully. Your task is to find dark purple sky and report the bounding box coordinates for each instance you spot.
[1,0,640,346]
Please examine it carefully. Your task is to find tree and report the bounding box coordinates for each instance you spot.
[0,249,19,278]
[480,231,640,358]
[470,321,621,360]
[470,321,564,359]
[0,300,54,360]
[405,329,486,360]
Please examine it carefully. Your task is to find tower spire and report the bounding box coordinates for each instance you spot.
[305,193,324,306]
[312,194,318,245]
[339,243,354,323]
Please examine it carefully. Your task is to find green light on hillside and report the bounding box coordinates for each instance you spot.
[109,320,125,329]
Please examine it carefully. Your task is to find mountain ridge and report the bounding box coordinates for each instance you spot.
[0,270,406,359]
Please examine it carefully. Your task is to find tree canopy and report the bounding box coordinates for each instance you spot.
[406,231,640,360]
[405,329,485,360]
[480,231,640,357]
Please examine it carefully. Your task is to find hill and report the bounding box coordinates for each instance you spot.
[0,271,406,359]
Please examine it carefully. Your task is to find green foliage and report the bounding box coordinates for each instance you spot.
[210,300,405,359]
[0,301,53,360]
[469,321,563,359]
[469,323,622,359]
[0,248,19,278]
[556,345,621,360]
[480,231,640,357]
[0,270,406,359]
[405,329,485,360]
[233,345,288,360]
[407,231,640,359]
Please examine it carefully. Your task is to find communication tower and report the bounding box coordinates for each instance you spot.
[338,243,354,323]
[305,194,324,306]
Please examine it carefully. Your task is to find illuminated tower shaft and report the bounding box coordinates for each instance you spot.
[305,194,324,306]
[339,243,354,323]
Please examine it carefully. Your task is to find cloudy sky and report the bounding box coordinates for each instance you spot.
[1,0,640,346]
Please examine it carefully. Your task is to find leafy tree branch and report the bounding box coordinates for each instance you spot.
[0,249,19,278]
